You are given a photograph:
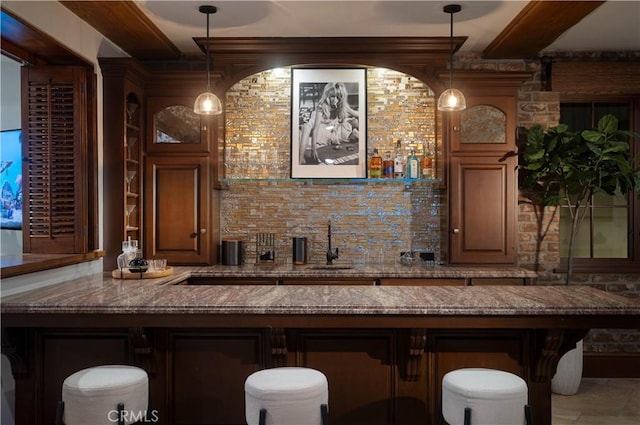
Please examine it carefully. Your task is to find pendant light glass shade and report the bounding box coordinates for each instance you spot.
[437,4,466,112]
[194,91,222,115]
[194,5,222,115]
[437,88,466,111]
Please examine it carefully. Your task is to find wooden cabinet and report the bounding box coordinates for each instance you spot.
[183,277,278,285]
[280,278,376,285]
[470,278,527,285]
[445,72,529,264]
[143,76,223,264]
[100,59,149,270]
[379,278,466,286]
[144,155,212,265]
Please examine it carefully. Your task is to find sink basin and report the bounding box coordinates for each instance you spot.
[307,265,353,270]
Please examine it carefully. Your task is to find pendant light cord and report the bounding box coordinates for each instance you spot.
[448,10,454,90]
[206,10,211,91]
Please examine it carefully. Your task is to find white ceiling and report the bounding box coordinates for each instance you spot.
[134,0,640,56]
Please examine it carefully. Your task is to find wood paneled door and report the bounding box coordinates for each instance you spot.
[144,155,211,265]
[449,155,517,264]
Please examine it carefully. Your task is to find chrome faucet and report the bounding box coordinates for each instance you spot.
[326,220,339,265]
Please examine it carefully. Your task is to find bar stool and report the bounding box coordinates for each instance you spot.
[244,367,329,425]
[441,368,533,425]
[55,365,149,425]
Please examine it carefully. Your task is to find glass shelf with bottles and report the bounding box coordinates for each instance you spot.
[219,176,441,185]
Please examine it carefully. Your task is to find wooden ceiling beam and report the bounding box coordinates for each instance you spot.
[60,0,181,60]
[0,8,92,67]
[483,0,605,59]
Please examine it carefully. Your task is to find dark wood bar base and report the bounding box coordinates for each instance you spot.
[3,325,587,425]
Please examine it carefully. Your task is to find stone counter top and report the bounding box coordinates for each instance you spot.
[1,265,638,324]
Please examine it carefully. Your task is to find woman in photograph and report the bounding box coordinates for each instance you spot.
[299,82,359,164]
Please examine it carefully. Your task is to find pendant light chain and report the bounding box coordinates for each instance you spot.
[205,9,211,91]
[194,5,222,115]
[449,9,454,90]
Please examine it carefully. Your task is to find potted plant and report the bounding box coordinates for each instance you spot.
[520,114,639,394]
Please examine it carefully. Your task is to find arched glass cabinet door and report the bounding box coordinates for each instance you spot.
[460,104,506,144]
[449,96,516,152]
[146,97,213,153]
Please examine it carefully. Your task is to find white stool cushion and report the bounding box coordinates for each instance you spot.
[245,367,328,425]
[442,368,527,425]
[62,365,148,425]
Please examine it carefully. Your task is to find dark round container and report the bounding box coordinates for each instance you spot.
[292,237,307,265]
[221,239,243,265]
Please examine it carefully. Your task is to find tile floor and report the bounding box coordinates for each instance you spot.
[552,378,640,425]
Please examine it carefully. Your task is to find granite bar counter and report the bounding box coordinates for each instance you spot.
[2,264,638,425]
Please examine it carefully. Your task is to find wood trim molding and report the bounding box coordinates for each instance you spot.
[190,36,466,93]
[483,1,605,59]
[60,0,181,60]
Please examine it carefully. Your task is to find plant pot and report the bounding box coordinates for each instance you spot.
[551,339,583,395]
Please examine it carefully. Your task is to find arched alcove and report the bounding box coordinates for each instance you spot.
[223,66,438,180]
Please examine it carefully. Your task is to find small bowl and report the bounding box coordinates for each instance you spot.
[128,258,148,273]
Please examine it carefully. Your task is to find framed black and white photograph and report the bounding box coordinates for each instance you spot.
[291,68,366,178]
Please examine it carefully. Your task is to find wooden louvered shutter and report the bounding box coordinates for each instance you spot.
[21,66,88,253]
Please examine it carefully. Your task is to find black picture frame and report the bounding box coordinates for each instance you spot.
[291,68,367,178]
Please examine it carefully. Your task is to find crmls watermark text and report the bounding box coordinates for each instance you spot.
[107,409,159,423]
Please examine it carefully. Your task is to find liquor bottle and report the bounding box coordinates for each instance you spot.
[393,139,404,178]
[369,148,382,178]
[382,151,394,178]
[421,142,434,179]
[407,149,419,179]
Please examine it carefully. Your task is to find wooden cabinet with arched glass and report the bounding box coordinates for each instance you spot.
[447,87,523,264]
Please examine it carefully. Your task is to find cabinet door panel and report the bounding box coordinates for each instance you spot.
[38,330,130,424]
[145,156,210,264]
[450,155,516,263]
[428,331,526,425]
[169,331,266,425]
[295,330,396,425]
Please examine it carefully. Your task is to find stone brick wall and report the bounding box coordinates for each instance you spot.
[223,68,445,266]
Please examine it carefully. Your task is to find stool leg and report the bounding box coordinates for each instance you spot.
[259,407,267,425]
[525,404,533,425]
[55,401,64,425]
[321,403,329,425]
[463,407,471,425]
[146,383,153,422]
[117,402,125,425]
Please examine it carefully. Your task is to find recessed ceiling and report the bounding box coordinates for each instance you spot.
[133,0,640,55]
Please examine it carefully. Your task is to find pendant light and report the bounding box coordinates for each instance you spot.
[194,5,223,115]
[437,4,466,112]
